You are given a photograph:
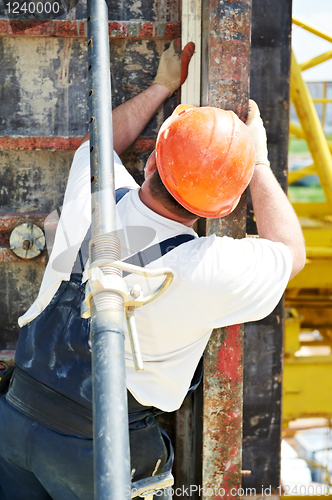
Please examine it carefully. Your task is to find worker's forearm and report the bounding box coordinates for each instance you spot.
[112,84,169,155]
[249,164,306,279]
[81,84,169,154]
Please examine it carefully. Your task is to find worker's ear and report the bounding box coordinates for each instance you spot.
[144,151,157,179]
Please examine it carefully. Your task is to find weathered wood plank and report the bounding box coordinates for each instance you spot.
[0,0,181,364]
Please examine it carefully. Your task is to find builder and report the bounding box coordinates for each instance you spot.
[0,41,305,500]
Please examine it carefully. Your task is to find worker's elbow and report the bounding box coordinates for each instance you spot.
[289,241,306,280]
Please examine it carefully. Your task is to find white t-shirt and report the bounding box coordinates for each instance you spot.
[19,142,293,412]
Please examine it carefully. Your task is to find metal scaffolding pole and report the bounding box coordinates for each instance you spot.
[87,0,131,497]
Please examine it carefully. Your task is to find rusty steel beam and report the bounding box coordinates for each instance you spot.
[202,0,251,119]
[202,0,251,498]
[0,19,86,37]
[0,213,49,232]
[0,137,82,151]
[0,19,180,39]
[134,137,155,151]
[242,0,292,492]
[0,137,155,152]
[203,202,247,499]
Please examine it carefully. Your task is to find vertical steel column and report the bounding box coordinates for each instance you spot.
[243,1,292,494]
[201,0,251,498]
[87,0,131,498]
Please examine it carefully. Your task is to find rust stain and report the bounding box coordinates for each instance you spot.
[0,137,82,151]
[140,24,154,38]
[164,22,181,38]
[0,20,180,40]
[109,22,128,38]
[0,213,49,233]
[135,137,155,151]
[205,1,251,119]
[0,20,86,37]
[217,325,242,383]
[203,326,244,498]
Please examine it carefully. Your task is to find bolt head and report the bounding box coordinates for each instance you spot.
[130,285,141,299]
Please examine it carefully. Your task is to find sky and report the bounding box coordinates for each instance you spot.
[292,0,332,81]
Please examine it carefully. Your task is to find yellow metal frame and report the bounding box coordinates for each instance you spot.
[290,50,332,216]
[289,18,332,265]
[284,18,332,429]
[292,17,332,44]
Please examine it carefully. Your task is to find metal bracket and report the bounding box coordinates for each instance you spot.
[131,471,174,499]
[9,223,45,260]
[81,259,174,372]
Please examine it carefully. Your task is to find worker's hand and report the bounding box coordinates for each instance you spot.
[153,40,195,96]
[246,99,270,168]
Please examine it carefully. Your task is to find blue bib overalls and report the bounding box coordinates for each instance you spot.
[0,189,202,499]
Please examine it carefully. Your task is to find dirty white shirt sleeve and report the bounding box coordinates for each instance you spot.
[18,142,138,327]
[123,234,293,411]
[113,188,294,410]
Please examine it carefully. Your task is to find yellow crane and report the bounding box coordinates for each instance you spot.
[284,17,332,429]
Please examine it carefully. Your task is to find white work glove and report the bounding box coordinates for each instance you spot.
[246,99,270,167]
[153,40,195,96]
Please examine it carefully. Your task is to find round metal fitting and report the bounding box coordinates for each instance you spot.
[10,223,45,259]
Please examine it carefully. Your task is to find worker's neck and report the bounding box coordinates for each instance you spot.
[139,186,197,228]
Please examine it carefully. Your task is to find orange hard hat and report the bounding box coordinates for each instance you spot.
[155,105,256,218]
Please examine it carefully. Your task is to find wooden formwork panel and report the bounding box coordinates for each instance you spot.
[0,37,176,136]
[0,150,73,349]
[0,0,180,349]
[0,262,46,349]
[0,150,72,213]
[0,38,89,136]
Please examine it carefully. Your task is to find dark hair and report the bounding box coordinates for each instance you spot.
[149,168,197,221]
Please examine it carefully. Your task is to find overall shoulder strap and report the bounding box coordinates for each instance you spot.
[115,187,131,203]
[122,234,195,277]
[70,188,131,281]
[71,188,196,280]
